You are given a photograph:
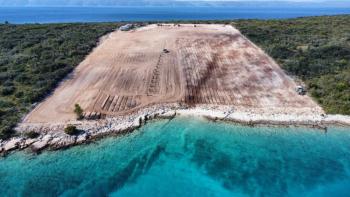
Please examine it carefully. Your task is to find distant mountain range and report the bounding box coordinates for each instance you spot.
[1,0,350,7]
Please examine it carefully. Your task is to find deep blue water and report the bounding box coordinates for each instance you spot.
[0,7,350,24]
[0,117,350,196]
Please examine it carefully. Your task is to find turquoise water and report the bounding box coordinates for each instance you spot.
[1,117,350,196]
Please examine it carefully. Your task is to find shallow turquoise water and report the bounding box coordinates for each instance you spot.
[1,117,350,197]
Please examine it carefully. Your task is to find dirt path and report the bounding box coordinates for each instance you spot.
[24,24,322,123]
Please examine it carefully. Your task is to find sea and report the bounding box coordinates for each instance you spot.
[2,6,350,196]
[1,117,350,196]
[0,6,350,24]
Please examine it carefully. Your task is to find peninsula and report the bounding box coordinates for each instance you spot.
[1,23,350,154]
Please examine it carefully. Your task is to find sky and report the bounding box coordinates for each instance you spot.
[0,0,347,7]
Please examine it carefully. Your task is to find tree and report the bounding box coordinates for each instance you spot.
[74,103,83,120]
[64,125,79,135]
[25,131,40,139]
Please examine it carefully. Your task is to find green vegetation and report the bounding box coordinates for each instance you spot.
[0,23,117,139]
[64,125,79,135]
[74,103,84,120]
[234,15,350,114]
[24,131,40,139]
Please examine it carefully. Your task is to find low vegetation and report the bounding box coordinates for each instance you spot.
[0,23,117,139]
[64,125,79,135]
[234,15,350,114]
[74,103,84,120]
[24,131,40,139]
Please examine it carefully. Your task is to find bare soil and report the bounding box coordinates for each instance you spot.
[24,24,322,123]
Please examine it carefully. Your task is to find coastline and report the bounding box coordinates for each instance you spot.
[1,103,350,156]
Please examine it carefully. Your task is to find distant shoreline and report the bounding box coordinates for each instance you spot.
[1,7,349,24]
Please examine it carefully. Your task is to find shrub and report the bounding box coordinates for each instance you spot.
[25,131,40,139]
[64,125,79,135]
[74,103,83,120]
[1,86,15,96]
[0,126,14,140]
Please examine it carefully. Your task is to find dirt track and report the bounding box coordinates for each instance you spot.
[24,24,322,123]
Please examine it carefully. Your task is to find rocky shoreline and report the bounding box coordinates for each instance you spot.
[1,104,350,156]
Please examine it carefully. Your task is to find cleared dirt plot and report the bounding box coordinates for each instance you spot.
[24,24,321,123]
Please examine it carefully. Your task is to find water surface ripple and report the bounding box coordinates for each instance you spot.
[1,117,350,196]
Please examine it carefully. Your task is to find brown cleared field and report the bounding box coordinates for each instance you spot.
[24,24,321,123]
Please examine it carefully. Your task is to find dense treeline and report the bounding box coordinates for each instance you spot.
[0,23,117,139]
[234,15,350,114]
